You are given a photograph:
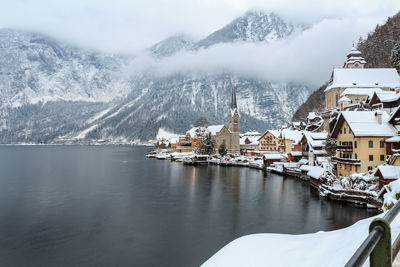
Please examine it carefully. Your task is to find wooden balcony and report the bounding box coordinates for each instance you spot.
[336,145,353,152]
[332,156,360,165]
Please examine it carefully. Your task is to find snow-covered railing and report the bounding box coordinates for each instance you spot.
[345,199,400,267]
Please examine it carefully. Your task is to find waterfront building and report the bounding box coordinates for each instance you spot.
[331,111,397,176]
[258,130,280,152]
[240,131,261,154]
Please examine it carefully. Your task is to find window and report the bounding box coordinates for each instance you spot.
[369,141,373,148]
[380,141,384,148]
[355,153,357,159]
[344,128,346,134]
[355,166,358,172]
[380,155,385,161]
[339,141,342,145]
[369,155,373,161]
[340,130,342,134]
[354,141,357,148]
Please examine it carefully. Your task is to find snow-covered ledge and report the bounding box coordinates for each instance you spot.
[202,213,400,267]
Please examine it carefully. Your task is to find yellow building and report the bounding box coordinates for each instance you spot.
[331,111,397,176]
[258,130,280,151]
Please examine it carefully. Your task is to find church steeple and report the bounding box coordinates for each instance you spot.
[227,79,240,154]
[228,79,240,135]
[231,87,237,110]
[343,43,366,69]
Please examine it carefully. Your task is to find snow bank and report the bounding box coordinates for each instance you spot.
[202,213,400,267]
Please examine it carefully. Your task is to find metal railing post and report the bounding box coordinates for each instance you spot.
[369,218,392,267]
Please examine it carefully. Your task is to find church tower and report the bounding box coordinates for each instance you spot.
[228,83,240,154]
[343,44,366,69]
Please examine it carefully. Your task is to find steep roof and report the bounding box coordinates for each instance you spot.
[375,165,400,180]
[208,125,226,136]
[332,111,397,137]
[340,88,383,97]
[258,130,280,141]
[281,129,303,144]
[325,68,400,92]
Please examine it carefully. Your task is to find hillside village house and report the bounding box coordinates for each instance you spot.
[301,132,328,166]
[324,47,400,111]
[279,129,302,153]
[331,111,397,176]
[240,131,261,154]
[369,91,400,113]
[258,130,280,152]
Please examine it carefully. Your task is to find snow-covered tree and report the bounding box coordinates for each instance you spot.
[391,42,400,73]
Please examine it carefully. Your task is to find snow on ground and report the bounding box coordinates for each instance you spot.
[202,212,400,267]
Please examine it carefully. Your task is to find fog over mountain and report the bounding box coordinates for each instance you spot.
[0,9,394,143]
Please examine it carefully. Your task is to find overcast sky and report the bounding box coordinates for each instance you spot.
[0,0,399,85]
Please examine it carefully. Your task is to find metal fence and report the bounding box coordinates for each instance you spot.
[345,200,400,267]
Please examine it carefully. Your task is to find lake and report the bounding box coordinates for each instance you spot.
[0,146,377,266]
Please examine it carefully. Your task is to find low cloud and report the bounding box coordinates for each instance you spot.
[127,17,379,86]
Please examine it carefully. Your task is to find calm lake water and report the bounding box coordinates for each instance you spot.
[0,145,377,266]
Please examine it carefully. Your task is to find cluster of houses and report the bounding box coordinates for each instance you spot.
[154,45,400,192]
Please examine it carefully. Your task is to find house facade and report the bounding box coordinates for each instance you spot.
[331,111,397,176]
[258,130,280,152]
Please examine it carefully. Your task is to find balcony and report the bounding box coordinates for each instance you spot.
[332,156,360,165]
[336,145,353,152]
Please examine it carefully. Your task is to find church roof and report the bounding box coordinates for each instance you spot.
[325,68,400,92]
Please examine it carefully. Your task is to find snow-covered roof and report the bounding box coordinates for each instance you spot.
[186,125,227,137]
[346,48,362,57]
[186,126,208,137]
[338,96,351,104]
[340,111,397,137]
[376,166,400,180]
[240,135,259,145]
[267,130,281,139]
[386,136,400,143]
[373,92,400,102]
[263,154,286,160]
[313,150,327,155]
[340,88,383,97]
[243,131,261,136]
[289,151,302,156]
[307,112,320,121]
[310,132,328,140]
[281,129,303,144]
[307,166,325,180]
[325,68,400,92]
[208,125,225,136]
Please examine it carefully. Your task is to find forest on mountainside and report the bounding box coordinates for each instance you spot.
[292,11,400,122]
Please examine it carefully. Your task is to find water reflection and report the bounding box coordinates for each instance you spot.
[0,146,378,267]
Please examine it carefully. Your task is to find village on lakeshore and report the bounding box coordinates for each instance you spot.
[146,46,400,210]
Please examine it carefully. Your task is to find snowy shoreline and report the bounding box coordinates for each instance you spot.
[202,211,400,267]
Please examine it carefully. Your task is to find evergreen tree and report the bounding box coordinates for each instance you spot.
[391,42,400,73]
[325,137,337,157]
[198,133,216,155]
[218,142,227,157]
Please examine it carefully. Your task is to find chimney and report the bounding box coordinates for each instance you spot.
[375,111,382,124]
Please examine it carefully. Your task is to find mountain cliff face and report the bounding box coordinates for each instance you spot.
[196,11,303,48]
[0,11,313,143]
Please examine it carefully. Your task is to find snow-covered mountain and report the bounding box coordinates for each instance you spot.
[0,11,313,144]
[196,10,303,48]
[149,34,194,58]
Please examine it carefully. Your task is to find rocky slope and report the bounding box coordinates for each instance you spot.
[0,11,313,143]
